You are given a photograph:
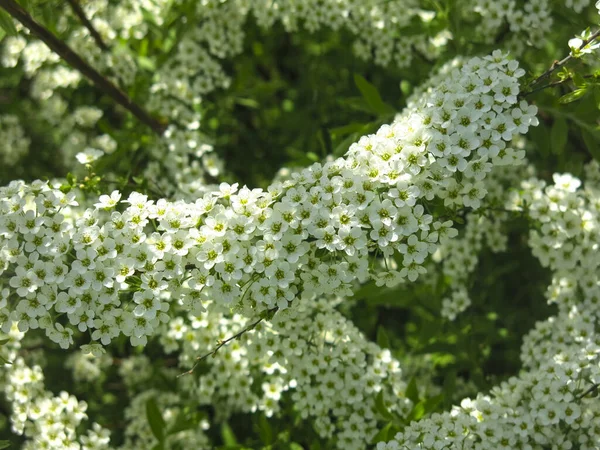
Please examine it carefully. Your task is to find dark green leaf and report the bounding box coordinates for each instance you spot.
[405,377,419,404]
[333,132,360,157]
[309,441,321,450]
[376,325,390,349]
[582,130,600,161]
[167,411,194,435]
[550,118,568,155]
[370,421,393,444]
[0,10,17,37]
[145,398,166,444]
[414,341,457,355]
[0,441,10,450]
[330,122,368,138]
[353,74,395,115]
[442,370,457,407]
[375,390,393,421]
[258,414,273,444]
[0,338,10,346]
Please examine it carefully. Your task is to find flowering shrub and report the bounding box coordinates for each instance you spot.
[0,0,599,449]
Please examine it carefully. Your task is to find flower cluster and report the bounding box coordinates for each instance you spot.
[159,297,408,450]
[379,163,600,449]
[0,53,536,350]
[470,0,593,54]
[0,325,110,449]
[0,115,30,168]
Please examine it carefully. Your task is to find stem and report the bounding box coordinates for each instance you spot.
[65,0,108,51]
[177,308,277,377]
[577,382,599,400]
[521,28,600,98]
[0,0,167,135]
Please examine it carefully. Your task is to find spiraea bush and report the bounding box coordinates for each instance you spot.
[0,0,600,449]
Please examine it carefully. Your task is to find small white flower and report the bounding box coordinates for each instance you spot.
[75,148,104,164]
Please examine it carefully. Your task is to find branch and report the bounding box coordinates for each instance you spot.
[66,0,108,51]
[0,0,167,135]
[177,308,277,377]
[577,382,599,400]
[521,28,600,98]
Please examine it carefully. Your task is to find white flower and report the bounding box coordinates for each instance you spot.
[94,190,122,209]
[75,148,104,164]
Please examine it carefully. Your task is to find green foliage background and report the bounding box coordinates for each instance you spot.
[0,0,600,448]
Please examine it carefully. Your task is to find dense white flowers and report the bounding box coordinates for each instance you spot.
[158,298,409,450]
[0,115,30,167]
[0,325,111,449]
[380,162,600,449]
[0,53,536,351]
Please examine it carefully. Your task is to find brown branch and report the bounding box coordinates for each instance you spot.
[521,28,600,98]
[577,382,599,400]
[0,0,167,135]
[66,0,108,51]
[177,309,277,378]
[521,73,599,98]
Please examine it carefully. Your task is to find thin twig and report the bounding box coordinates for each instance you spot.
[577,382,599,400]
[0,0,167,135]
[177,309,277,378]
[66,0,108,51]
[521,28,600,98]
[521,73,598,98]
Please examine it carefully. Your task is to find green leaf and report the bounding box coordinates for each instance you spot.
[0,338,10,346]
[376,325,390,349]
[414,341,457,355]
[309,441,321,450]
[405,377,419,404]
[167,411,194,435]
[318,127,332,156]
[442,370,457,407]
[375,390,393,421]
[353,74,395,116]
[330,122,368,138]
[0,10,17,37]
[558,88,587,104]
[407,394,444,422]
[370,421,393,444]
[582,130,600,161]
[221,422,237,446]
[0,354,12,366]
[145,398,166,445]
[258,414,273,445]
[333,132,360,157]
[550,118,568,155]
[0,441,10,450]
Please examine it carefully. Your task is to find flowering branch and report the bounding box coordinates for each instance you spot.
[177,309,276,377]
[521,28,600,98]
[0,0,167,135]
[66,0,108,52]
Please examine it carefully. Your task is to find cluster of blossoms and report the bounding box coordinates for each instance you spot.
[0,0,211,182]
[0,114,30,168]
[0,53,536,350]
[470,0,594,54]
[158,297,408,450]
[436,161,532,320]
[1,0,171,97]
[0,325,110,449]
[379,163,600,448]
